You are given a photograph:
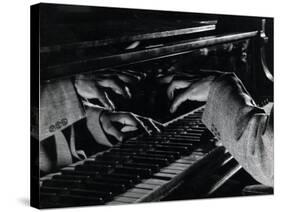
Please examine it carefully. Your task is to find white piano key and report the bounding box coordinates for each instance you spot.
[113,196,138,203]
[153,173,176,179]
[176,159,194,164]
[164,165,186,171]
[161,169,182,174]
[106,201,124,205]
[169,163,191,168]
[142,179,169,186]
[128,188,152,194]
[135,183,159,190]
[120,192,146,198]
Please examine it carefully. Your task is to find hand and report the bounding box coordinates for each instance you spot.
[100,111,161,144]
[157,70,222,113]
[75,69,145,110]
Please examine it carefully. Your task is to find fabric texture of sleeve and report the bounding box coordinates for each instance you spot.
[202,73,273,186]
[39,79,86,141]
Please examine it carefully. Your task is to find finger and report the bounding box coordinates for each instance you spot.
[170,85,194,113]
[98,68,144,81]
[116,72,141,83]
[111,112,151,135]
[133,115,151,135]
[144,118,161,133]
[98,71,141,84]
[96,78,131,98]
[124,69,147,80]
[156,74,174,84]
[98,91,115,110]
[110,112,139,126]
[215,140,223,147]
[156,72,197,84]
[103,123,124,142]
[121,126,138,133]
[74,79,98,99]
[167,79,192,99]
[125,41,140,50]
[148,118,161,133]
[134,115,162,133]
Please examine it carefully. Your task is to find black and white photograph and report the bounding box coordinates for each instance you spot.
[30,2,273,209]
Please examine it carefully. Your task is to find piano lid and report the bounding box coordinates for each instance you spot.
[39,3,218,53]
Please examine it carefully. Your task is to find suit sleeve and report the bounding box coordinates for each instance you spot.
[202,73,273,186]
[39,79,86,141]
[39,79,112,173]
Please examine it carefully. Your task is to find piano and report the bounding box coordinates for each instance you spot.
[31,3,273,208]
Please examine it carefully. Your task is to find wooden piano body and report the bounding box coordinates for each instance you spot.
[31,3,273,208]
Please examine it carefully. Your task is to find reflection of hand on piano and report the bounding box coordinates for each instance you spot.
[74,69,144,110]
[157,71,223,113]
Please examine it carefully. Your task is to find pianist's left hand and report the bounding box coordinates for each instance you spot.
[86,106,161,147]
[100,110,160,145]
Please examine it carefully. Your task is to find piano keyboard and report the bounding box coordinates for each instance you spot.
[39,106,226,208]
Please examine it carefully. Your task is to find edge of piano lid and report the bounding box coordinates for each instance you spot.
[40,31,259,81]
[38,5,272,82]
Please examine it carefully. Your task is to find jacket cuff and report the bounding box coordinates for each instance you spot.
[202,73,257,140]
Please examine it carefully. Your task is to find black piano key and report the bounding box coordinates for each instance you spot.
[109,148,140,155]
[42,180,115,202]
[114,166,152,178]
[117,143,151,150]
[165,135,201,141]
[61,169,100,178]
[57,194,104,206]
[140,136,168,142]
[185,128,205,133]
[42,179,82,188]
[83,160,119,167]
[40,192,61,207]
[161,141,194,148]
[125,140,161,145]
[52,174,90,181]
[85,180,127,194]
[69,188,113,201]
[97,153,132,162]
[109,173,141,183]
[41,186,68,195]
[123,162,160,172]
[96,177,134,188]
[147,150,181,159]
[141,135,200,143]
[132,156,169,166]
[154,144,191,154]
[75,164,114,174]
[144,152,175,161]
[110,147,140,152]
[136,153,174,163]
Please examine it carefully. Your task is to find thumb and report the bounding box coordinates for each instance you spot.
[103,123,124,142]
[170,87,193,113]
